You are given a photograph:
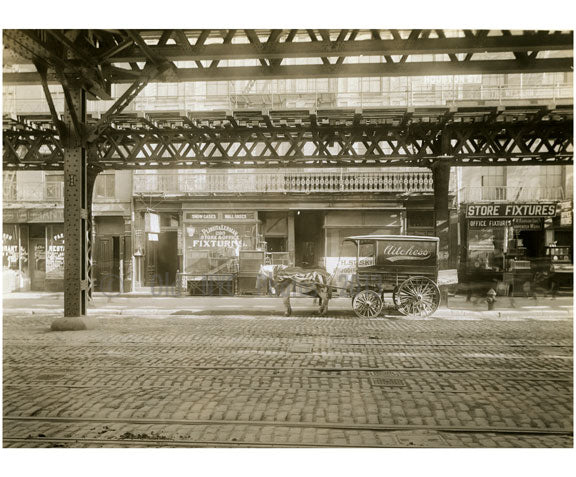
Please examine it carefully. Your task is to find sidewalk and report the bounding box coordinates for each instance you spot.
[2,292,573,320]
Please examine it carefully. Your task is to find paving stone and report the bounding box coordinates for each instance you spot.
[2,311,572,448]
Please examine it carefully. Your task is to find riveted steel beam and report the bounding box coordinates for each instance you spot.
[7,57,572,85]
[4,106,572,170]
[90,31,575,62]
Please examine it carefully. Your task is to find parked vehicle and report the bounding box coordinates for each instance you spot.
[343,235,440,318]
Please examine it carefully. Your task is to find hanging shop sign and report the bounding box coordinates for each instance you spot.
[559,200,573,226]
[144,212,160,233]
[465,203,556,218]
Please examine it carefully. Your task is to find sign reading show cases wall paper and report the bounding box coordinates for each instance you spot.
[466,203,556,218]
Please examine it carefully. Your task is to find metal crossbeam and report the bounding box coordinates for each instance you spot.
[4,106,572,170]
[4,29,573,86]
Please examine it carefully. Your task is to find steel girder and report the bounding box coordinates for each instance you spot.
[3,29,574,86]
[3,106,573,170]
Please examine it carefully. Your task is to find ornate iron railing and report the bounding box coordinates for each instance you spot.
[133,170,434,195]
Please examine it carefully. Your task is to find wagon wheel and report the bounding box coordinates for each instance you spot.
[352,290,383,318]
[394,276,440,317]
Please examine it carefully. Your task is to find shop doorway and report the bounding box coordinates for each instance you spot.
[94,236,120,292]
[145,231,178,286]
[518,230,545,258]
[295,211,324,268]
[29,238,46,291]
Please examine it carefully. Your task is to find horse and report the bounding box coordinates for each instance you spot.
[256,264,332,316]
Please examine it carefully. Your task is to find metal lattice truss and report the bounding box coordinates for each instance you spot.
[3,29,573,91]
[3,105,572,170]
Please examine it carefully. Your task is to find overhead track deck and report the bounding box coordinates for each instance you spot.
[3,105,573,170]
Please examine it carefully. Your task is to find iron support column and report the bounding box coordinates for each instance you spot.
[86,161,101,302]
[432,162,451,269]
[52,87,95,330]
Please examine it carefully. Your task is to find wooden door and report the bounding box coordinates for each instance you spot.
[95,236,119,292]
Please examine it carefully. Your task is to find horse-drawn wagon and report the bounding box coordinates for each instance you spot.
[257,234,441,318]
[344,235,440,318]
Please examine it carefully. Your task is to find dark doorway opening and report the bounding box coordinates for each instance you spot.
[265,237,286,252]
[156,231,178,286]
[295,211,324,268]
[518,230,544,258]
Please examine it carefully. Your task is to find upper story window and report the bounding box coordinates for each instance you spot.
[94,173,115,199]
[540,166,563,189]
[481,167,506,200]
[3,172,17,200]
[45,174,64,200]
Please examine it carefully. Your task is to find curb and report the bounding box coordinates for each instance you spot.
[3,308,572,319]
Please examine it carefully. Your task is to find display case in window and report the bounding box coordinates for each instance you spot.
[546,245,573,276]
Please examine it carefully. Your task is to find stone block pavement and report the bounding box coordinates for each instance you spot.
[2,293,573,448]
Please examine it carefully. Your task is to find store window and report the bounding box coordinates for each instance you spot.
[467,227,507,272]
[2,224,20,270]
[46,224,65,279]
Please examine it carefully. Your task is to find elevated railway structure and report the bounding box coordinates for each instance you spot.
[2,29,573,326]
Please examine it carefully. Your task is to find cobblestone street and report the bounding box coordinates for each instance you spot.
[3,302,573,448]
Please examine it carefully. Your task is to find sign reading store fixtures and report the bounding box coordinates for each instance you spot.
[466,203,556,218]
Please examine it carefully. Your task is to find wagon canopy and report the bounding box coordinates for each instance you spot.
[343,234,439,274]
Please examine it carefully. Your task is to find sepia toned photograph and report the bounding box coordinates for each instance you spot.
[1,3,574,473]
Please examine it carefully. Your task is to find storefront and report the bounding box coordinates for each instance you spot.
[181,210,261,295]
[461,202,570,295]
[324,209,403,293]
[2,208,65,292]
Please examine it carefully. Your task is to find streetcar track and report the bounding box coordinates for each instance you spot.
[0,437,402,448]
[4,415,572,435]
[2,383,571,396]
[3,342,573,348]
[3,373,573,382]
[3,364,573,373]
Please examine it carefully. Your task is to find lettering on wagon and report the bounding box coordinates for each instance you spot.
[381,245,432,262]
